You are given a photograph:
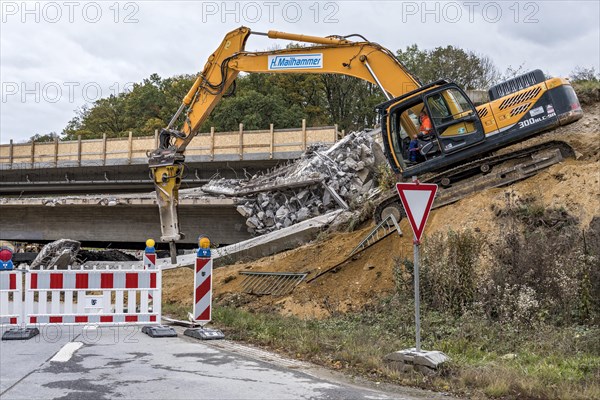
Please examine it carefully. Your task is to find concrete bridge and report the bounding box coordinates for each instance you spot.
[0,123,339,194]
[0,192,249,249]
[0,123,340,247]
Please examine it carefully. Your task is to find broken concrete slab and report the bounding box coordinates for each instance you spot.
[29,239,80,270]
[205,209,342,267]
[82,210,343,271]
[237,205,253,218]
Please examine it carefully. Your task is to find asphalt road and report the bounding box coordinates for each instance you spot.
[0,325,452,400]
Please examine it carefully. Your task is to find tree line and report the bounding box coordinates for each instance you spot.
[30,45,598,142]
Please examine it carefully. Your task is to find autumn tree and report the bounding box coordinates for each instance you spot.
[29,132,60,142]
[396,44,499,89]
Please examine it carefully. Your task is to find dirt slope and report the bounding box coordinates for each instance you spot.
[163,103,599,319]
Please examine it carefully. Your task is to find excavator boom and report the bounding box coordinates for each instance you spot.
[149,26,421,260]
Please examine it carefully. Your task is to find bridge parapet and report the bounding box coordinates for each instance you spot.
[1,122,339,169]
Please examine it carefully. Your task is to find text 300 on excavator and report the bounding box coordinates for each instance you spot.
[148,26,583,261]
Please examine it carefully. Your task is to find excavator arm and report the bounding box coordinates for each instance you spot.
[149,26,421,261]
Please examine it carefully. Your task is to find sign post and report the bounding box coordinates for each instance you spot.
[413,240,421,352]
[384,179,449,372]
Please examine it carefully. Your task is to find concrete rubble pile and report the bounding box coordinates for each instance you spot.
[203,131,383,235]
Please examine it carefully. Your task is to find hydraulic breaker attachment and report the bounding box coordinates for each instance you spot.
[151,163,185,263]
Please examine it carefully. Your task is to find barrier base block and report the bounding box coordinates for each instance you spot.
[184,327,224,340]
[2,328,40,341]
[142,325,177,338]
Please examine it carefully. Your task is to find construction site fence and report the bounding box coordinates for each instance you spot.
[0,122,340,168]
[0,270,22,326]
[0,265,161,327]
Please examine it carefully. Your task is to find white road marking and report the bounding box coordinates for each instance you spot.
[50,342,83,362]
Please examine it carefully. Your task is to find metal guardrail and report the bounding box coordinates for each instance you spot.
[348,214,402,257]
[306,214,403,283]
[239,271,308,296]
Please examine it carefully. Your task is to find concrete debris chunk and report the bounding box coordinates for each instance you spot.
[246,216,260,229]
[30,239,81,270]
[296,207,310,221]
[276,206,289,219]
[236,205,253,218]
[209,130,385,235]
[323,191,332,207]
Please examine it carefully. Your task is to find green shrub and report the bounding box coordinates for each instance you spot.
[421,230,482,316]
[481,199,599,326]
[573,80,600,105]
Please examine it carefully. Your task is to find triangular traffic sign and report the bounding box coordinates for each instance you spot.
[396,182,438,243]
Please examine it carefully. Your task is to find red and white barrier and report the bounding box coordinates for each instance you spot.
[143,239,156,270]
[24,266,161,325]
[143,252,156,270]
[0,271,22,325]
[193,256,213,323]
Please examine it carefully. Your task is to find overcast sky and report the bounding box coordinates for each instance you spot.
[1,0,599,143]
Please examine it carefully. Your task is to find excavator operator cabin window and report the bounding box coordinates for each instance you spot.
[427,88,477,136]
[427,89,473,122]
[389,112,402,156]
[389,107,422,164]
[390,111,412,151]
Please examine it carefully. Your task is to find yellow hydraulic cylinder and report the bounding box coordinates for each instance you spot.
[267,30,350,45]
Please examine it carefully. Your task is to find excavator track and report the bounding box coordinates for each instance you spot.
[374,140,574,223]
[424,140,574,185]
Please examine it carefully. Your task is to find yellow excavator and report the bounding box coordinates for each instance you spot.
[148,26,583,260]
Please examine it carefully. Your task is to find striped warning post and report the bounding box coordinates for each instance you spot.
[194,256,213,323]
[0,271,22,325]
[144,239,156,270]
[143,253,156,270]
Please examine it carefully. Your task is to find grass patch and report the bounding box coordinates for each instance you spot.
[212,302,600,399]
[162,301,190,320]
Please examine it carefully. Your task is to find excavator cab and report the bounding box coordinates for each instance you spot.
[380,81,485,176]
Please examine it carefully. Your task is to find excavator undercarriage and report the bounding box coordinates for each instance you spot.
[374,140,575,223]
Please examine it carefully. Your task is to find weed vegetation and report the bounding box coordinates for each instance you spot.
[574,80,600,106]
[205,198,600,399]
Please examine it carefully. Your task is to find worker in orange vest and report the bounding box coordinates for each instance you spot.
[409,109,433,163]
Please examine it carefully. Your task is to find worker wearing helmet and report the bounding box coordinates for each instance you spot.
[408,109,433,163]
